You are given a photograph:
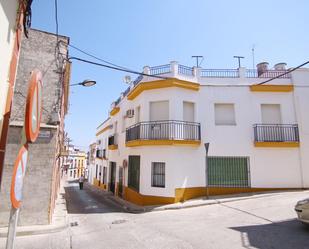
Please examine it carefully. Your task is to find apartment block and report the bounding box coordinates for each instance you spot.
[89,61,309,206]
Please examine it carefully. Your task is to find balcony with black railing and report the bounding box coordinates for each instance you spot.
[253,124,300,147]
[126,120,201,147]
[108,135,118,150]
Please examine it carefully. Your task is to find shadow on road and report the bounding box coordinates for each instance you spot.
[231,219,309,249]
[64,180,124,214]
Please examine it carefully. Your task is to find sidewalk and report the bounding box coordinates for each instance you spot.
[0,180,68,238]
[86,182,309,213]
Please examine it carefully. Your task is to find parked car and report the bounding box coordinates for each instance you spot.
[295,198,309,224]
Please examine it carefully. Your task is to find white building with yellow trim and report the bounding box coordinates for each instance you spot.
[89,61,309,206]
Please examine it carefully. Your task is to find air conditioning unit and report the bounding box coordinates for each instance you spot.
[126,109,134,118]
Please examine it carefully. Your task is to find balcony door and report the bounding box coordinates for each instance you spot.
[149,101,169,139]
[260,104,283,141]
[183,102,195,140]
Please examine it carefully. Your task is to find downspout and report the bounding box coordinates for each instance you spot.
[292,85,305,188]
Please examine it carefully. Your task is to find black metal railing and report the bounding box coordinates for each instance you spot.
[132,75,143,86]
[253,124,299,142]
[246,69,291,78]
[126,120,201,142]
[200,69,239,78]
[149,64,171,75]
[178,65,194,76]
[108,135,117,146]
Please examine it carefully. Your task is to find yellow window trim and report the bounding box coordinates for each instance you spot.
[127,78,200,100]
[108,144,118,150]
[96,125,112,136]
[254,141,300,147]
[126,139,201,147]
[110,107,120,116]
[250,84,294,92]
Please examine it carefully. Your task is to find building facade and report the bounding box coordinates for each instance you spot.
[0,29,70,226]
[89,61,309,206]
[66,146,87,180]
[0,0,31,183]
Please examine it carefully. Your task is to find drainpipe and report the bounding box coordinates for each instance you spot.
[292,88,305,188]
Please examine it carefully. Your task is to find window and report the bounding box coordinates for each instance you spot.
[207,157,250,187]
[214,104,236,125]
[151,162,165,188]
[122,116,126,132]
[183,101,195,122]
[261,104,281,124]
[150,101,169,121]
[95,164,98,178]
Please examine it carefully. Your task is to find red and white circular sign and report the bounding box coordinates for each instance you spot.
[25,70,43,143]
[10,145,28,209]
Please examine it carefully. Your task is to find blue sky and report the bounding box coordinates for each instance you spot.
[31,0,309,149]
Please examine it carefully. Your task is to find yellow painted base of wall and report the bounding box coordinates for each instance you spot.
[108,144,118,150]
[126,140,201,147]
[123,187,175,206]
[250,84,294,92]
[123,186,303,206]
[254,142,300,147]
[93,178,107,190]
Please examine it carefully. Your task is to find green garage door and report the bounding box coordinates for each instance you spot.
[207,157,250,187]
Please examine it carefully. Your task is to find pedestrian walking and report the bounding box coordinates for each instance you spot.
[79,175,84,190]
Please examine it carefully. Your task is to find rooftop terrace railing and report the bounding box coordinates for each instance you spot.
[149,64,171,75]
[178,64,194,76]
[201,69,239,78]
[246,69,291,78]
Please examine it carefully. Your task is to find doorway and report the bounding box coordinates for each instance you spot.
[109,162,116,194]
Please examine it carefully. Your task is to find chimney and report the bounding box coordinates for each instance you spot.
[257,62,269,77]
[274,63,287,71]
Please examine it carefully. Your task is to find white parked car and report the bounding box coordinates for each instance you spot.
[295,198,309,224]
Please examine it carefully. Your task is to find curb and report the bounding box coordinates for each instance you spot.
[103,190,309,213]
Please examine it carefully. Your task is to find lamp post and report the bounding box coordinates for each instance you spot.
[70,79,96,87]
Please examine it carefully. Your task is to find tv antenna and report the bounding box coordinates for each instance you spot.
[233,56,245,68]
[192,56,204,67]
[252,44,255,69]
[123,75,132,84]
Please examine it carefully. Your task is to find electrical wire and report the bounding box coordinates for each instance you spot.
[257,60,309,85]
[68,56,169,80]
[68,43,131,71]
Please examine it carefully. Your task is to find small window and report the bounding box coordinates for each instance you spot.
[214,104,236,125]
[151,162,165,188]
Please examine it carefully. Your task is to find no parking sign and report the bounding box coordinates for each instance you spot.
[10,70,43,208]
[10,145,28,209]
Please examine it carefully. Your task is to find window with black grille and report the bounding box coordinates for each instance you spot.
[151,162,165,188]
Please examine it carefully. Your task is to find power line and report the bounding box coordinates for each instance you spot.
[68,43,131,71]
[68,56,169,80]
[257,60,309,85]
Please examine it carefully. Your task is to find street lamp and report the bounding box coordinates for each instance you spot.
[70,79,96,87]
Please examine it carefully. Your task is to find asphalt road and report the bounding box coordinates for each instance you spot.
[2,181,309,249]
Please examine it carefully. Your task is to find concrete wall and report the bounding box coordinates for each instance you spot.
[0,29,69,226]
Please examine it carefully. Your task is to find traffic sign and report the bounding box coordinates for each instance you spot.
[10,145,28,209]
[25,70,43,143]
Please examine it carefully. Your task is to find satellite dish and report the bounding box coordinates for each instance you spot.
[123,75,131,84]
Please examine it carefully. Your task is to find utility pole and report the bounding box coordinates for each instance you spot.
[233,56,245,68]
[192,56,204,67]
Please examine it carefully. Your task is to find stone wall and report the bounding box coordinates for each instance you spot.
[0,29,69,226]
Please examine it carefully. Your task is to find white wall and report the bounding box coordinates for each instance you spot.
[94,67,309,198]
[0,0,18,135]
